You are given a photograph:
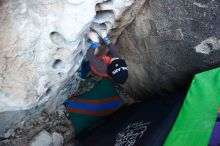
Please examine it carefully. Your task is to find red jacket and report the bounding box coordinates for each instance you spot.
[90,55,111,78]
[86,43,120,78]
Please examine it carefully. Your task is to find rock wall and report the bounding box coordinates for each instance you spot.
[117,0,220,97]
[0,0,145,136]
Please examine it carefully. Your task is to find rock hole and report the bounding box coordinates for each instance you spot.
[35,105,39,110]
[52,59,62,69]
[56,47,63,51]
[206,43,213,50]
[58,72,63,77]
[45,88,51,96]
[94,10,115,25]
[78,50,83,56]
[50,31,66,45]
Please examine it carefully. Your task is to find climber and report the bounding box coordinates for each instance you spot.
[80,30,128,84]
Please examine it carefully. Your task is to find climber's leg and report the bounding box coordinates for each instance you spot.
[80,61,91,80]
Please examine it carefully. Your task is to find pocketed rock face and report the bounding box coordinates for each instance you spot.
[0,0,145,136]
[0,0,93,136]
[116,0,220,97]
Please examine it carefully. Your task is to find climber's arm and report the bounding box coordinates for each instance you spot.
[101,34,120,58]
[106,42,121,58]
[86,44,108,74]
[86,32,108,74]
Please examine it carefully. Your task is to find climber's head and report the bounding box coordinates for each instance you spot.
[107,58,128,84]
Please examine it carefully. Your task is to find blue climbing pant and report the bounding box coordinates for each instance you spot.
[80,61,91,80]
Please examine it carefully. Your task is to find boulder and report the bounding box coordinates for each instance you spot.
[0,0,145,135]
[116,0,220,97]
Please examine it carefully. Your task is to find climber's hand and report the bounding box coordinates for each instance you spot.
[100,29,107,38]
[88,31,100,49]
[100,30,111,45]
[87,31,99,43]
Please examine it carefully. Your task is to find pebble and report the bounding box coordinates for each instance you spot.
[30,130,52,146]
[52,132,64,146]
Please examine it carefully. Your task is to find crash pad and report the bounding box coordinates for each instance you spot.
[164,67,220,146]
[64,78,124,135]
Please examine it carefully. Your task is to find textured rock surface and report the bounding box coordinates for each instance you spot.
[30,130,53,146]
[0,0,145,136]
[117,0,220,97]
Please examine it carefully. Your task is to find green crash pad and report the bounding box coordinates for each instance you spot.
[64,78,124,135]
[164,67,220,146]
